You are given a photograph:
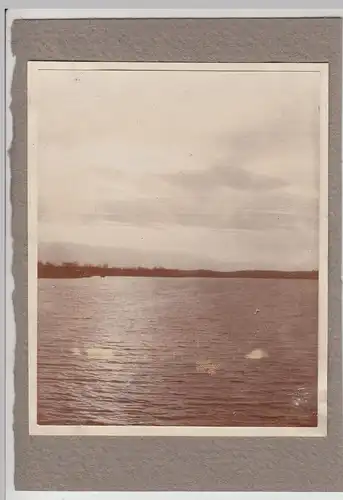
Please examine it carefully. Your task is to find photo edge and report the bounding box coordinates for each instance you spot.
[28,60,328,436]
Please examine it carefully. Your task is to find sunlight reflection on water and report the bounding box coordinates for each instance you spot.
[37,277,318,427]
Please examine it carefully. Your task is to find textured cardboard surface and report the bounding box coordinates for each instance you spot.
[11,18,342,491]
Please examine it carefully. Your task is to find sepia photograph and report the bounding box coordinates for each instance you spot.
[27,62,328,436]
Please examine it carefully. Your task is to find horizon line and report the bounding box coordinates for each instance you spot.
[37,262,319,279]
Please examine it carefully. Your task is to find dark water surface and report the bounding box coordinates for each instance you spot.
[37,277,318,427]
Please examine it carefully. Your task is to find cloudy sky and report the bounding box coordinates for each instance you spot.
[36,67,320,271]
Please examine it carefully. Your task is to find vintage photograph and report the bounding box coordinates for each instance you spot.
[28,62,328,436]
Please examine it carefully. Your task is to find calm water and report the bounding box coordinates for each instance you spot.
[37,277,318,427]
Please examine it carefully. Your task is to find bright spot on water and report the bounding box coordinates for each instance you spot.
[291,387,312,408]
[195,359,221,375]
[245,348,268,360]
[70,346,115,360]
[85,347,115,361]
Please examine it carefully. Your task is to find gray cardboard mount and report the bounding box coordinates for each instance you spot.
[11,18,342,491]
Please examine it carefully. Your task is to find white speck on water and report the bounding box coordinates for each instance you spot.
[195,359,221,375]
[291,387,311,407]
[85,346,115,361]
[245,348,268,360]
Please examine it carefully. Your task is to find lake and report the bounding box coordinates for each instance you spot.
[37,277,318,427]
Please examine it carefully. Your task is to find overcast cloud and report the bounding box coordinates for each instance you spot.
[36,68,320,271]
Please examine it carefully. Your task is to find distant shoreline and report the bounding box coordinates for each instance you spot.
[37,263,319,280]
